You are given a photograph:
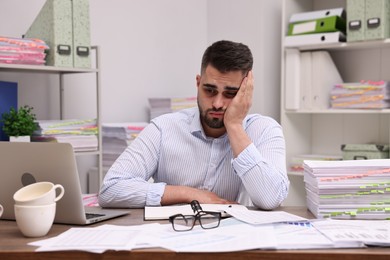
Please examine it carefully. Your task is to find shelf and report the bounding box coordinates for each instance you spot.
[287,171,304,177]
[0,45,103,191]
[284,38,390,51]
[0,63,98,74]
[285,109,390,114]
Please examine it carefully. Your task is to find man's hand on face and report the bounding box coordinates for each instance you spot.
[223,70,254,128]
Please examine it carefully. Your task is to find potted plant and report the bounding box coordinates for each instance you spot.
[1,105,37,142]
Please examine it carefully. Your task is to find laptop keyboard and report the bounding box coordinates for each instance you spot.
[86,213,105,219]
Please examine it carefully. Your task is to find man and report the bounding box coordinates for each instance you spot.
[98,40,289,209]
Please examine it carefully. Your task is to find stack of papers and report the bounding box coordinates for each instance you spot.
[330,80,390,109]
[102,122,148,168]
[32,119,98,152]
[289,154,342,173]
[0,36,49,65]
[303,159,390,219]
[285,8,346,47]
[148,96,197,120]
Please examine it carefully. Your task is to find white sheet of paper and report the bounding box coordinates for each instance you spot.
[224,208,307,225]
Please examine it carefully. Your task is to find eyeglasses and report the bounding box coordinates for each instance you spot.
[169,200,221,232]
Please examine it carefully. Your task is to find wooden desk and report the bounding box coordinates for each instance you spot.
[1,206,390,260]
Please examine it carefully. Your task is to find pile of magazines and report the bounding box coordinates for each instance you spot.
[0,36,49,65]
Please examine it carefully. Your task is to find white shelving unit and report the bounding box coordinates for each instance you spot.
[0,46,103,189]
[281,0,390,206]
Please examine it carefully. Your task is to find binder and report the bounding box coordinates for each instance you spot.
[284,31,346,47]
[0,81,18,141]
[289,8,345,23]
[347,0,366,42]
[365,0,390,40]
[24,0,91,68]
[24,0,73,67]
[284,49,300,110]
[311,51,343,110]
[288,16,346,36]
[300,52,312,110]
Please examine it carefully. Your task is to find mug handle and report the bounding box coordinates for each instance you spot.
[53,184,65,202]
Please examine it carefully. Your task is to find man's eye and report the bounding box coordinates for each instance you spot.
[224,92,237,98]
[204,88,217,95]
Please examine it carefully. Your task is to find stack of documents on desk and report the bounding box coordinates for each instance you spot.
[32,119,98,152]
[0,36,49,65]
[285,8,346,47]
[330,80,390,109]
[102,122,148,168]
[289,154,342,173]
[148,96,197,120]
[304,159,390,219]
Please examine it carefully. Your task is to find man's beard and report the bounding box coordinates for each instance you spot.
[199,106,225,129]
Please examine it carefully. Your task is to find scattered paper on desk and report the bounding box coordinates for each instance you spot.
[312,219,390,246]
[156,218,276,252]
[224,208,307,225]
[33,228,139,253]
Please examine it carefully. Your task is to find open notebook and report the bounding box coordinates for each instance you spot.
[144,203,248,220]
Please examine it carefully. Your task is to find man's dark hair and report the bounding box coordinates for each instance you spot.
[200,40,253,75]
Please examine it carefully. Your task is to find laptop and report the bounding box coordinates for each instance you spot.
[0,141,129,225]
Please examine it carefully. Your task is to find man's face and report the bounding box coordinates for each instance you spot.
[196,65,244,135]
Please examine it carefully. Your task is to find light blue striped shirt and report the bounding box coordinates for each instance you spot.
[98,107,289,209]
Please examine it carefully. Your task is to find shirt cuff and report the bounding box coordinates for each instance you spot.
[231,143,262,177]
[146,182,166,206]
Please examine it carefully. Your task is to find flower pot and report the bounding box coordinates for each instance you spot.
[9,136,31,142]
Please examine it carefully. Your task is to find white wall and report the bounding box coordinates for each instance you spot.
[0,0,282,192]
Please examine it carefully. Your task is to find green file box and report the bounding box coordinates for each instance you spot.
[24,0,73,67]
[341,144,390,160]
[347,0,366,42]
[72,0,91,68]
[24,0,91,68]
[287,16,346,36]
[365,0,390,40]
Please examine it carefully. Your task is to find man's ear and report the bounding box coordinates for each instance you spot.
[196,75,201,88]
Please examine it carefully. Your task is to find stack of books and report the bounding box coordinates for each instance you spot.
[148,96,197,120]
[32,119,98,152]
[330,80,390,109]
[285,8,346,47]
[304,159,390,220]
[102,122,148,168]
[0,36,49,65]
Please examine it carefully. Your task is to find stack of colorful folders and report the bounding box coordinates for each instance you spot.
[102,122,148,168]
[32,119,98,152]
[285,8,346,47]
[304,159,390,220]
[0,36,49,65]
[330,80,390,109]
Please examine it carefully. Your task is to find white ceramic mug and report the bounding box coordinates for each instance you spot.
[14,203,56,237]
[13,182,65,206]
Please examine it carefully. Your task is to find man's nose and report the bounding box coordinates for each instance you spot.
[212,94,225,110]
